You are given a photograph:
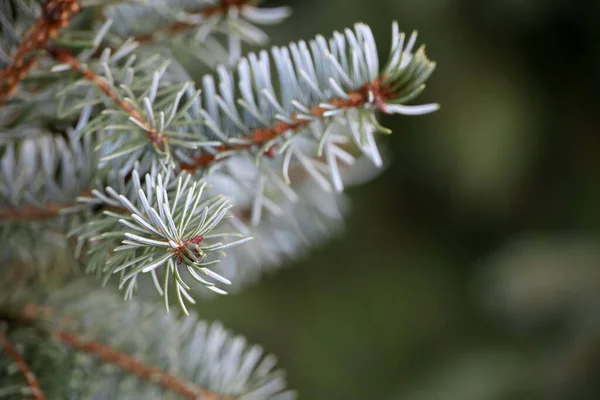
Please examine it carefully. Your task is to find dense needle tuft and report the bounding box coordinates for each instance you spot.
[74,166,251,313]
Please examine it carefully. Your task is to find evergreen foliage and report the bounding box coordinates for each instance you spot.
[0,0,437,398]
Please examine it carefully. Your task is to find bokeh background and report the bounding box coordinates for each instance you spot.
[195,1,600,399]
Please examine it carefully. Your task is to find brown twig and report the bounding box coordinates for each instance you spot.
[0,187,133,221]
[0,202,76,221]
[179,77,397,172]
[19,305,230,400]
[46,45,167,149]
[0,330,45,400]
[0,0,80,101]
[134,0,256,44]
[56,329,227,400]
[0,187,96,221]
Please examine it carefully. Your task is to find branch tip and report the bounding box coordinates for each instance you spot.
[179,76,398,171]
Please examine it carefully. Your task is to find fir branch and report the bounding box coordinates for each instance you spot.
[0,0,80,101]
[174,22,437,194]
[0,202,77,221]
[134,0,258,44]
[0,189,119,221]
[179,77,396,171]
[54,329,229,400]
[0,2,439,397]
[0,329,45,400]
[105,0,290,66]
[46,45,168,149]
[73,165,251,310]
[0,130,95,224]
[1,285,294,399]
[17,305,230,400]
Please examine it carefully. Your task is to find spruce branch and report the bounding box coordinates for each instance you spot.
[0,129,96,212]
[0,202,78,221]
[55,22,435,195]
[0,0,440,396]
[40,21,437,297]
[0,0,80,101]
[55,329,229,400]
[2,307,232,400]
[53,31,207,164]
[1,282,295,399]
[0,329,45,400]
[178,76,396,171]
[133,1,287,43]
[0,128,95,220]
[0,122,95,275]
[173,22,436,214]
[176,23,436,177]
[47,44,169,150]
[71,164,251,311]
[2,18,438,301]
[106,0,291,65]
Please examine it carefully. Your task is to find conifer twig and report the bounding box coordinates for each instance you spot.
[46,45,167,149]
[55,329,229,400]
[20,305,231,400]
[0,330,45,400]
[0,188,98,221]
[0,202,74,221]
[180,77,397,171]
[0,0,80,101]
[134,0,256,44]
[0,191,127,222]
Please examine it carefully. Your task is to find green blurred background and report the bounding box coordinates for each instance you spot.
[195,1,600,399]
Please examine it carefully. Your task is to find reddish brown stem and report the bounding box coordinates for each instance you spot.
[0,203,74,221]
[179,77,396,172]
[47,46,141,120]
[0,330,45,400]
[56,329,227,400]
[46,45,166,148]
[20,305,230,400]
[0,0,80,101]
[135,0,256,43]
[0,187,96,221]
[0,188,131,221]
